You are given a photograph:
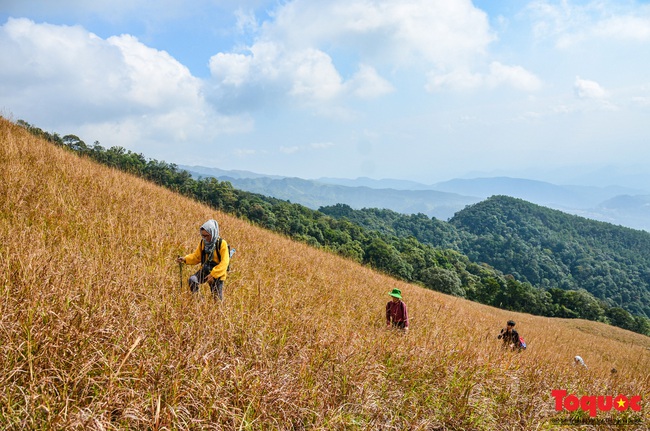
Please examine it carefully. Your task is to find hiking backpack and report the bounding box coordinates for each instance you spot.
[202,238,236,272]
[519,336,527,350]
[215,237,235,272]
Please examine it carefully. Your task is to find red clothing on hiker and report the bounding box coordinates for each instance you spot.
[386,299,409,328]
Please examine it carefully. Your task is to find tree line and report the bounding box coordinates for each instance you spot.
[18,120,650,336]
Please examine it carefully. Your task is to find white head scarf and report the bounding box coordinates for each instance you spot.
[200,219,220,260]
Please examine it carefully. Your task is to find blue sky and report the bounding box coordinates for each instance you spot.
[1,0,650,186]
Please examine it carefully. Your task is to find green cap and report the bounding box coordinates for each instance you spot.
[389,288,402,299]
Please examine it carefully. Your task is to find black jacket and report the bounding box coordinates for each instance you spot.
[499,328,521,348]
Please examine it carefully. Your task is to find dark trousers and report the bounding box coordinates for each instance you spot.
[188,266,224,300]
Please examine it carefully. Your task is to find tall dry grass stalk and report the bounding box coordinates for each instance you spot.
[1,117,649,430]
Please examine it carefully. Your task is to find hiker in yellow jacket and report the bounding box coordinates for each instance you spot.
[177,219,229,300]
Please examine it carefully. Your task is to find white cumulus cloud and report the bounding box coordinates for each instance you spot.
[426,62,542,92]
[0,18,250,158]
[207,0,498,109]
[574,76,606,99]
[486,62,543,92]
[346,64,394,99]
[208,41,344,109]
[527,0,650,48]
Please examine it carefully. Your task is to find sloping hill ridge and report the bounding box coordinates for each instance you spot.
[450,196,650,318]
[1,118,649,429]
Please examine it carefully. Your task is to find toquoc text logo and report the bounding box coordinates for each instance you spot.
[552,390,642,417]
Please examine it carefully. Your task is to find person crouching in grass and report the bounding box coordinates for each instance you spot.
[386,288,409,331]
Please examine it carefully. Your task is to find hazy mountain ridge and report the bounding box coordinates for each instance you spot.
[432,177,650,231]
[179,165,650,231]
[180,165,285,180]
[178,167,481,221]
[228,176,480,220]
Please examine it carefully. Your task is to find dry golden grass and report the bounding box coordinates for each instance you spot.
[1,117,649,430]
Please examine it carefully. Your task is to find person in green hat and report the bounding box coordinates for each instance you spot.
[386,288,409,331]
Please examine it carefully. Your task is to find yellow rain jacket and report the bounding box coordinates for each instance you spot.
[183,238,230,281]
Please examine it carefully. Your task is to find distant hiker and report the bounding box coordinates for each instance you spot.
[498,320,522,350]
[574,355,587,369]
[176,219,230,301]
[386,288,409,331]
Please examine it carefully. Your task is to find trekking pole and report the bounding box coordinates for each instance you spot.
[178,258,183,290]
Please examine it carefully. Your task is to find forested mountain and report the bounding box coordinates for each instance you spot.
[16,119,650,336]
[321,197,650,319]
[450,196,650,318]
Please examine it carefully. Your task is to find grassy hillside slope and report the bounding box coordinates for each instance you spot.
[1,118,649,430]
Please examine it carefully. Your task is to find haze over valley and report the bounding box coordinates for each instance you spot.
[180,165,650,232]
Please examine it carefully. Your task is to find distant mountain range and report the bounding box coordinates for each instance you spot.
[178,165,650,232]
